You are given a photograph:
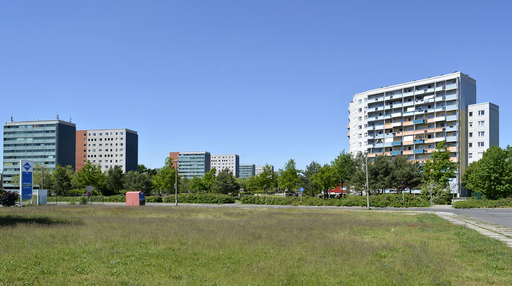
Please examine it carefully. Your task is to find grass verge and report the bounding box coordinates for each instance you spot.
[1,206,512,285]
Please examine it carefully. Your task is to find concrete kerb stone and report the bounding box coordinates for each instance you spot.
[435,212,512,248]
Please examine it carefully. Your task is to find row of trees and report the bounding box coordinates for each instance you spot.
[8,140,462,198]
[462,145,512,199]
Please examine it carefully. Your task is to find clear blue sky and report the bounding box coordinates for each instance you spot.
[1,0,511,171]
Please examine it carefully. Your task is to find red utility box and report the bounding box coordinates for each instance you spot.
[126,192,145,206]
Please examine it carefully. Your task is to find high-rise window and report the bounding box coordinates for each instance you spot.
[478,121,485,126]
[478,131,485,137]
[478,142,484,147]
[478,110,485,116]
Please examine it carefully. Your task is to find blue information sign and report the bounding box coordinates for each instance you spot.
[20,160,33,200]
[300,187,304,192]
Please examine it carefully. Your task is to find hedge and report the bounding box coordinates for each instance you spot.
[163,193,235,204]
[241,194,429,208]
[455,197,512,209]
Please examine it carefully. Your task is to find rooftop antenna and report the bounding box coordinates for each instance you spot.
[70,115,72,123]
[10,112,13,122]
[57,111,59,120]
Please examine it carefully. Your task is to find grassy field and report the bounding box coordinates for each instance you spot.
[1,206,512,285]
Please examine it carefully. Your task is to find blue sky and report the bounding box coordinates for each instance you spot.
[1,0,511,171]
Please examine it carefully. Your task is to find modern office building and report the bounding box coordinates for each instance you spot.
[347,72,499,196]
[3,119,76,191]
[255,165,274,176]
[239,164,255,178]
[77,128,138,173]
[210,154,239,177]
[177,151,211,179]
[467,103,499,164]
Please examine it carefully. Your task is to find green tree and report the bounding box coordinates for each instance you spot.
[368,155,392,194]
[422,140,458,187]
[279,159,299,193]
[346,152,367,195]
[299,161,321,197]
[201,168,217,192]
[390,155,422,193]
[152,157,178,195]
[138,164,157,177]
[190,175,204,192]
[52,165,74,196]
[180,177,191,193]
[311,164,338,198]
[73,162,107,194]
[106,166,125,195]
[33,164,54,190]
[461,145,512,199]
[257,164,277,191]
[213,168,240,194]
[123,171,153,194]
[331,150,352,190]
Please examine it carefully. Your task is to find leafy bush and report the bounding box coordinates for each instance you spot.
[163,193,235,204]
[419,183,453,205]
[0,190,19,206]
[79,196,88,205]
[241,194,429,208]
[146,196,163,203]
[455,197,512,209]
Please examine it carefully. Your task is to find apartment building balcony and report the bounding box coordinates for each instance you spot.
[403,101,414,107]
[384,133,394,138]
[403,91,414,97]
[384,142,393,147]
[375,134,384,139]
[394,131,403,136]
[403,111,414,117]
[347,132,350,137]
[374,125,384,130]
[445,94,457,100]
[391,151,402,155]
[403,150,414,155]
[413,119,425,124]
[434,116,446,122]
[446,115,457,121]
[425,138,435,143]
[426,88,435,93]
[445,83,457,90]
[368,116,384,122]
[446,126,457,132]
[374,143,384,148]
[384,104,393,110]
[384,94,403,100]
[414,139,424,144]
[426,118,435,123]
[434,137,446,142]
[447,146,458,152]
[446,136,457,142]
[390,141,402,146]
[435,106,446,112]
[403,141,414,145]
[391,112,402,118]
[384,123,392,129]
[403,130,415,136]
[450,157,458,162]
[367,153,383,158]
[435,127,446,132]
[384,114,392,119]
[413,149,424,154]
[425,148,435,153]
[347,124,350,129]
[403,121,414,126]
[370,106,384,111]
[391,122,402,127]
[446,105,457,111]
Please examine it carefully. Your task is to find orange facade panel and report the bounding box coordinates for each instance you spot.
[75,130,88,171]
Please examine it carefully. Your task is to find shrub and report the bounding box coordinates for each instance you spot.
[455,197,512,209]
[241,194,429,208]
[79,196,88,205]
[0,190,19,206]
[163,193,235,204]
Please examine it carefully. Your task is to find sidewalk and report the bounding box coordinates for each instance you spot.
[435,211,512,248]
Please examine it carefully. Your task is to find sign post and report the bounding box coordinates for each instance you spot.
[86,186,93,204]
[300,187,304,203]
[20,160,33,206]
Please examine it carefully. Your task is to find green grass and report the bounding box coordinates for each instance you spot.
[1,206,512,285]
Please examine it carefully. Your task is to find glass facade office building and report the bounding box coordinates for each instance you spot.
[239,164,255,178]
[178,151,211,179]
[2,120,76,191]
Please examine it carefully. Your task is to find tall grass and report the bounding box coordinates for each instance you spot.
[1,206,511,285]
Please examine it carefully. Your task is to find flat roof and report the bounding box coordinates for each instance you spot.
[5,120,76,127]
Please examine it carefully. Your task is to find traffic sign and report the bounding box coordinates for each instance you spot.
[300,187,304,192]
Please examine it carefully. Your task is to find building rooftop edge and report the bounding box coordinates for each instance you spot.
[77,128,137,134]
[5,120,76,127]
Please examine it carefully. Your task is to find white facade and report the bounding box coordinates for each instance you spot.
[347,72,497,196]
[467,102,499,164]
[255,165,274,176]
[86,129,137,172]
[210,154,239,177]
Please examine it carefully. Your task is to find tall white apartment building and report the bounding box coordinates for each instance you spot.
[210,154,239,177]
[467,103,499,164]
[78,128,138,173]
[348,72,499,196]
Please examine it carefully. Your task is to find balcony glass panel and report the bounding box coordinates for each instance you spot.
[446,115,457,121]
[414,139,424,144]
[391,151,402,155]
[413,149,424,154]
[391,141,402,146]
[445,83,457,90]
[413,119,425,124]
[446,136,457,142]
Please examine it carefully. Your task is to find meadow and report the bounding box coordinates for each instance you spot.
[1,205,512,285]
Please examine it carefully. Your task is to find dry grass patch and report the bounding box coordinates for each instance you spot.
[1,205,511,285]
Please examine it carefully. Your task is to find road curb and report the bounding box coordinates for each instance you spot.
[435,212,512,248]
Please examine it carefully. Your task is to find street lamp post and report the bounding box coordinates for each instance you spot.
[174,160,178,206]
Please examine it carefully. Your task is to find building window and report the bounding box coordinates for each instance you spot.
[358,142,362,147]
[358,99,362,104]
[478,142,484,147]
[364,133,367,137]
[469,122,473,127]
[478,121,484,126]
[478,131,485,137]
[358,116,362,121]
[478,110,485,116]
[469,143,472,147]
[358,134,362,138]
[469,132,473,138]
[359,125,362,130]
[469,112,473,117]
[469,153,473,159]
[358,108,362,112]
